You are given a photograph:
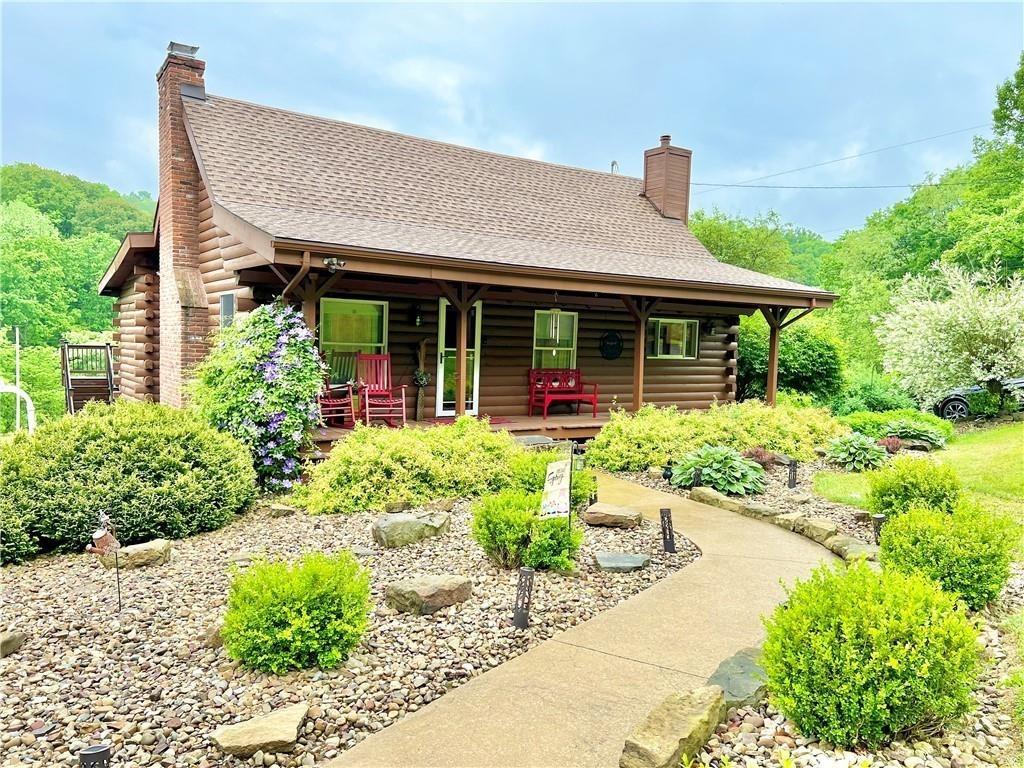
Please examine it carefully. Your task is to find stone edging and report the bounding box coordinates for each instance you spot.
[687,487,879,562]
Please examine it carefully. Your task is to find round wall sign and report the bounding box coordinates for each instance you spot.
[598,331,624,360]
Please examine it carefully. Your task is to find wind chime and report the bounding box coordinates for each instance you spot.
[85,511,122,612]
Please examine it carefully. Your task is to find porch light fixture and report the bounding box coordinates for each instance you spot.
[660,508,676,553]
[512,567,535,630]
[410,303,423,327]
[323,257,345,273]
[78,744,112,768]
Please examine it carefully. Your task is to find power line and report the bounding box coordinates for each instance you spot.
[690,177,1013,190]
[693,123,992,195]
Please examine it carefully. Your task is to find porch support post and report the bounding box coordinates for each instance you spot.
[622,297,661,412]
[759,306,793,406]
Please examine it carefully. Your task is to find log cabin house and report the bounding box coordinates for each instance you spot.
[99,42,836,439]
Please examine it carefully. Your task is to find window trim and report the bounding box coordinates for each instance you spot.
[646,317,700,360]
[319,298,389,354]
[219,293,236,329]
[532,309,579,368]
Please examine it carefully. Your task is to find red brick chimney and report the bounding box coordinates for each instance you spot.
[156,42,209,406]
[641,134,693,223]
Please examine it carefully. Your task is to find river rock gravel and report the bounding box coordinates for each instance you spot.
[0,500,699,767]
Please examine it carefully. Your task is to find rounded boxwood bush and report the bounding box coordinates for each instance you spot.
[880,502,1018,610]
[0,400,256,564]
[867,456,961,516]
[471,489,582,571]
[825,432,888,472]
[762,562,979,748]
[189,302,326,491]
[523,517,583,572]
[222,551,371,673]
[669,445,766,495]
[506,449,597,509]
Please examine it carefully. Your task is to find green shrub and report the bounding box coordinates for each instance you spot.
[965,390,1002,417]
[737,315,844,401]
[670,445,766,495]
[586,401,846,472]
[762,562,979,748]
[0,400,256,564]
[295,417,520,514]
[523,517,583,572]
[880,502,1018,610]
[867,456,962,516]
[839,409,954,443]
[825,432,888,472]
[189,302,325,491]
[471,490,538,568]
[506,449,597,509]
[882,418,948,449]
[221,551,371,674]
[830,373,916,416]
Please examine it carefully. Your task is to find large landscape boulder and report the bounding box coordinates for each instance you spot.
[0,630,27,658]
[371,511,450,548]
[620,685,726,768]
[583,502,642,529]
[688,487,742,513]
[385,575,472,614]
[210,703,308,757]
[99,539,172,570]
[794,517,839,545]
[706,647,766,709]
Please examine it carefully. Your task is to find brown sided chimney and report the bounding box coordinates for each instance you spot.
[641,134,693,223]
[156,42,209,407]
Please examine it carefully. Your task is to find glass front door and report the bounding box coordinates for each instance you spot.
[436,299,482,416]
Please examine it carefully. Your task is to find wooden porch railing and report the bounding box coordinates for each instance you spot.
[61,341,117,413]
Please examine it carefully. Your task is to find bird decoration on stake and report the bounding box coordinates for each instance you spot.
[85,511,122,612]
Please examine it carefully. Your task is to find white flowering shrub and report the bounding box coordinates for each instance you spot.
[876,265,1024,406]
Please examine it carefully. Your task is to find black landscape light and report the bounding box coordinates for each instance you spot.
[79,744,112,768]
[660,508,677,553]
[788,460,798,489]
[661,464,673,481]
[692,467,703,488]
[871,513,887,543]
[512,567,535,630]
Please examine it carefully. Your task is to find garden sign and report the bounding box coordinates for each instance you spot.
[540,458,571,518]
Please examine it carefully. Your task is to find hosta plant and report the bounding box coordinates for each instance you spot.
[825,432,888,472]
[189,302,326,491]
[882,418,947,449]
[670,445,766,496]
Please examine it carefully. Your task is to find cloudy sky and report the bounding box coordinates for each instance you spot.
[2,2,1021,235]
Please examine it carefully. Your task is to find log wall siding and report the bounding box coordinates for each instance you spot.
[321,290,737,418]
[113,267,160,402]
[197,182,258,330]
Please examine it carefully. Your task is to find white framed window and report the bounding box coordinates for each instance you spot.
[533,309,578,368]
[646,317,699,360]
[319,298,388,383]
[219,294,236,329]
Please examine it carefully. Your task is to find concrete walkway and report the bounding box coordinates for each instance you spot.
[327,473,835,768]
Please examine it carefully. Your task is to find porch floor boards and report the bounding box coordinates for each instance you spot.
[313,412,611,452]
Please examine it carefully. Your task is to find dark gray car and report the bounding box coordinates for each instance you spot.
[934,377,1024,420]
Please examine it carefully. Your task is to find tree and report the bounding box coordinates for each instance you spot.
[876,265,1024,406]
[737,314,844,401]
[994,51,1024,146]
[689,209,797,279]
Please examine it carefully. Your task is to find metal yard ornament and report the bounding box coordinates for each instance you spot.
[871,514,887,544]
[788,460,798,489]
[78,744,112,767]
[513,567,535,630]
[85,512,122,612]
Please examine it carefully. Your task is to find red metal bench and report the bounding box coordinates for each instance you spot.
[527,368,599,419]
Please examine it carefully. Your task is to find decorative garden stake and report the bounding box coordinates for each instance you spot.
[85,512,122,612]
[788,460,798,489]
[660,508,676,553]
[692,467,703,488]
[512,567,535,630]
[78,744,112,768]
[871,513,887,544]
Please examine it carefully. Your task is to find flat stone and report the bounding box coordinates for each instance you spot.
[0,630,26,658]
[771,512,804,531]
[903,439,934,452]
[794,517,839,544]
[620,685,726,768]
[267,503,295,518]
[210,703,308,757]
[99,539,172,570]
[738,501,777,519]
[842,540,880,562]
[383,499,416,514]
[706,647,766,709]
[594,552,651,573]
[583,502,642,529]
[515,435,555,446]
[385,575,472,615]
[202,621,223,649]
[688,487,742,513]
[371,511,450,548]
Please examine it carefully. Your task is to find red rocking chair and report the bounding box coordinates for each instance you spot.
[318,368,355,429]
[356,353,407,426]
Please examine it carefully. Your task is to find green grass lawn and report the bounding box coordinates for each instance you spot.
[813,422,1024,521]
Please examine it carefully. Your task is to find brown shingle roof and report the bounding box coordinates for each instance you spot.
[183,94,831,298]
